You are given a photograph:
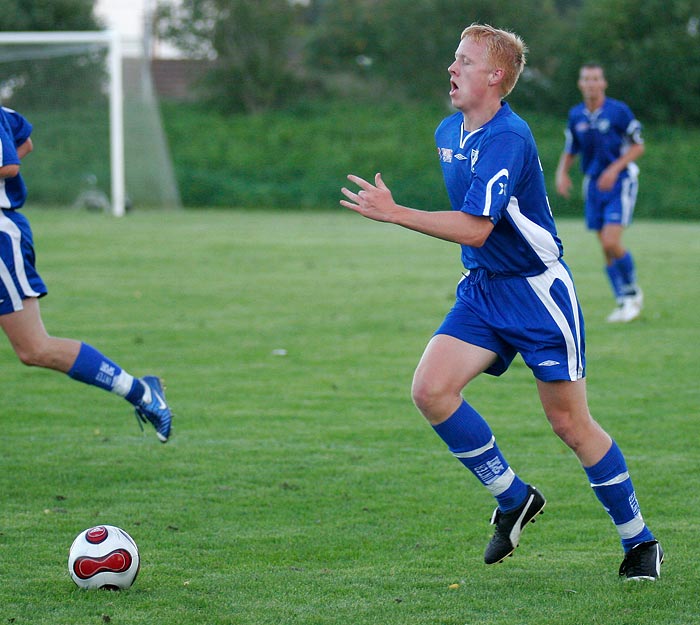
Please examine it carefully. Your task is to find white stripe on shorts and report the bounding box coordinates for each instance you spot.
[0,210,41,311]
[526,262,583,381]
[620,172,638,227]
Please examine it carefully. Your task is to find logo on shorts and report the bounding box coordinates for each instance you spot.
[537,360,560,367]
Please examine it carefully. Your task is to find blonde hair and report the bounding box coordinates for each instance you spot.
[461,23,527,97]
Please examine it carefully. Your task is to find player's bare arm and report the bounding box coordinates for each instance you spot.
[555,152,577,198]
[340,172,493,247]
[0,163,20,178]
[597,142,645,192]
[16,138,33,160]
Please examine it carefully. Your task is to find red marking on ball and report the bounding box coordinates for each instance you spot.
[85,526,109,544]
[73,549,133,579]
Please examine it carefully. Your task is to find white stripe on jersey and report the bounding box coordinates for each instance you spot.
[0,180,10,209]
[506,196,561,267]
[526,262,584,381]
[0,211,41,309]
[0,140,9,208]
[483,169,509,217]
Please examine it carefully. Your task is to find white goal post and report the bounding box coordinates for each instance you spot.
[0,31,126,216]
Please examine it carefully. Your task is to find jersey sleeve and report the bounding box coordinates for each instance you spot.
[2,107,32,147]
[564,109,580,155]
[461,130,525,224]
[0,119,20,167]
[620,103,643,145]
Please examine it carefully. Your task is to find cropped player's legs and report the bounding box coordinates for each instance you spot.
[600,226,642,322]
[586,180,642,322]
[598,175,642,322]
[0,297,172,441]
[1,297,83,371]
[412,335,543,563]
[536,378,656,551]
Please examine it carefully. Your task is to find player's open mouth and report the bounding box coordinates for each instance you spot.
[450,80,458,95]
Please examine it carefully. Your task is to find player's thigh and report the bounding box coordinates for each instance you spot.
[413,334,497,395]
[536,377,589,419]
[598,223,625,255]
[536,377,611,464]
[0,297,49,353]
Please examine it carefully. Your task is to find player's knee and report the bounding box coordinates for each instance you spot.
[13,342,50,368]
[547,411,588,452]
[411,375,451,418]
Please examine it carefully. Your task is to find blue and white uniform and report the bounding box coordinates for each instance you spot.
[563,97,642,230]
[434,102,584,382]
[0,106,47,315]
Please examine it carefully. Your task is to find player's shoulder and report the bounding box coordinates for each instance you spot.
[1,107,32,140]
[569,102,586,118]
[435,111,462,135]
[604,97,634,115]
[488,104,532,142]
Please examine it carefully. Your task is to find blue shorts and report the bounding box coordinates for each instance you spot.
[0,209,48,315]
[434,261,585,382]
[583,171,638,231]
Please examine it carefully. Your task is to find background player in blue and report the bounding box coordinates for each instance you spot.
[0,105,172,442]
[555,63,645,323]
[341,24,662,580]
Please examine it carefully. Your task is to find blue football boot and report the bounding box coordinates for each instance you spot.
[134,376,172,443]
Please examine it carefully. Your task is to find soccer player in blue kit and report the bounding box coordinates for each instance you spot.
[555,63,645,323]
[0,105,172,442]
[341,24,662,580]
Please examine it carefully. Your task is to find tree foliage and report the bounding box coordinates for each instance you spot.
[565,0,700,123]
[0,0,106,109]
[0,0,100,30]
[156,0,311,113]
[155,0,700,124]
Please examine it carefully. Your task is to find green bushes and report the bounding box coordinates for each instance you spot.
[161,100,700,219]
[17,98,699,219]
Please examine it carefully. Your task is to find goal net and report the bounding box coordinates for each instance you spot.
[0,31,181,216]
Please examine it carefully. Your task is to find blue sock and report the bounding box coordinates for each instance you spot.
[584,440,655,552]
[614,252,638,296]
[67,343,145,405]
[432,400,529,512]
[605,263,624,301]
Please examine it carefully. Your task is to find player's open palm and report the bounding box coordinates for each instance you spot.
[340,173,398,223]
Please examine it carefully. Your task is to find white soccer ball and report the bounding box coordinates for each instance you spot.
[68,525,140,590]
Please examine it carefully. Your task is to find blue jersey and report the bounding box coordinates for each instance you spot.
[563,97,643,180]
[0,106,32,209]
[435,102,563,277]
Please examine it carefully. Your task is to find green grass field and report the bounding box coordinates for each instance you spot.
[1,207,699,625]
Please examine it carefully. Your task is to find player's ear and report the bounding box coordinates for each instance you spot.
[489,68,504,86]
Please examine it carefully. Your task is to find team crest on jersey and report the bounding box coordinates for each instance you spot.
[470,148,479,171]
[595,118,611,133]
[438,147,453,163]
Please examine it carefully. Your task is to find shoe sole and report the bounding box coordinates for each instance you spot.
[487,497,546,565]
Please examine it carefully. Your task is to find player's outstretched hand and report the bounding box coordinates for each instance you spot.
[340,173,398,223]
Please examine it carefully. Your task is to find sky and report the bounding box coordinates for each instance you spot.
[94,0,177,56]
[94,0,152,39]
